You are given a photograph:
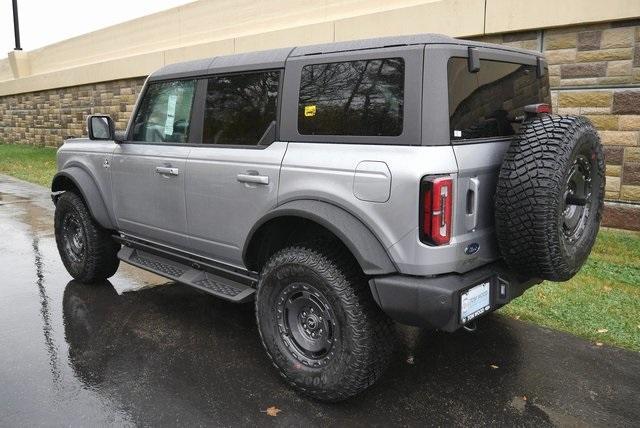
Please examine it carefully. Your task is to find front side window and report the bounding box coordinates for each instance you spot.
[448,58,551,140]
[132,80,196,143]
[298,58,404,136]
[203,71,280,146]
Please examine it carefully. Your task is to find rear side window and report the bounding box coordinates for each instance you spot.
[132,80,196,143]
[298,58,404,136]
[448,58,551,140]
[203,71,279,146]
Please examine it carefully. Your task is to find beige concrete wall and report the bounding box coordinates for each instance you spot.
[0,59,11,82]
[485,0,640,34]
[333,0,484,41]
[2,0,640,96]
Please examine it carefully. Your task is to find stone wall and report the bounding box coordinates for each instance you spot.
[0,78,145,147]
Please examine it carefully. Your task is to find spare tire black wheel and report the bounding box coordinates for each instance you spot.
[495,115,605,281]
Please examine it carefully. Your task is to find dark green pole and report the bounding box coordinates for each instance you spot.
[13,0,22,50]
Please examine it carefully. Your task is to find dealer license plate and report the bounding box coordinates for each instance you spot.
[460,281,491,323]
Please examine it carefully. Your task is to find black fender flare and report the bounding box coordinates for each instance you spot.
[51,167,115,230]
[243,200,397,275]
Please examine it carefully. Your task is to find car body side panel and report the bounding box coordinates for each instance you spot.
[111,143,192,249]
[279,141,511,276]
[185,141,288,267]
[53,167,114,230]
[387,142,510,275]
[54,139,117,229]
[279,143,462,273]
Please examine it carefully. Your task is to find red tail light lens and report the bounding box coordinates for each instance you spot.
[420,176,453,245]
[536,103,552,114]
[524,103,552,114]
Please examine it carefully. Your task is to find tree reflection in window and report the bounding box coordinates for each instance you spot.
[203,71,279,146]
[298,58,404,136]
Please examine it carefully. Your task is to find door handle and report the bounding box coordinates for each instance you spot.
[155,166,179,176]
[465,177,480,231]
[237,173,269,185]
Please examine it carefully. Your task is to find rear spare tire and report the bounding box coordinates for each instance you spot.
[495,115,604,281]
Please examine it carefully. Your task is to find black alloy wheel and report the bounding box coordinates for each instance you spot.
[276,282,338,367]
[562,151,594,244]
[61,210,87,263]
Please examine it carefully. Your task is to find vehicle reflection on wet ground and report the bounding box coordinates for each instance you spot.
[1,175,639,427]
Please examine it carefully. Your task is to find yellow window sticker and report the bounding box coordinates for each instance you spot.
[304,105,316,117]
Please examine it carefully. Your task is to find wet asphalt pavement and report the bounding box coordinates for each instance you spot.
[0,175,639,427]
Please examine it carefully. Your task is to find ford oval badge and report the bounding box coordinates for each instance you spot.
[465,243,480,255]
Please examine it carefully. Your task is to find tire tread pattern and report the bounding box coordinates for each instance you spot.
[494,115,604,281]
[54,192,120,283]
[255,242,395,401]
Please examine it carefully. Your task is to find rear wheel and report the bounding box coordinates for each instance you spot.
[255,243,395,401]
[54,192,120,283]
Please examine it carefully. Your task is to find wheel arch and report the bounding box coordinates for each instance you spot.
[52,167,115,230]
[243,200,396,276]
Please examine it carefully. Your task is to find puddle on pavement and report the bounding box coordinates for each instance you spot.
[0,183,167,294]
[0,192,31,204]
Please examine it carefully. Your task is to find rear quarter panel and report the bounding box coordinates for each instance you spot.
[280,141,510,276]
[279,142,458,269]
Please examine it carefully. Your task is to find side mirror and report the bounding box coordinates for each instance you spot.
[87,115,114,140]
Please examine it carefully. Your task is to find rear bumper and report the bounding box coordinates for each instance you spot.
[369,262,541,332]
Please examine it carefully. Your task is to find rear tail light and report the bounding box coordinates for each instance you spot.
[420,176,453,245]
[524,103,552,115]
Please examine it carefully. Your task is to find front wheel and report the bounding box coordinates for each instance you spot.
[54,192,120,283]
[255,244,395,401]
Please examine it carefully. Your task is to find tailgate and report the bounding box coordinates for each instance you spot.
[452,140,512,259]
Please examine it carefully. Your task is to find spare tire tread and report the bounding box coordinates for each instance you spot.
[495,115,604,281]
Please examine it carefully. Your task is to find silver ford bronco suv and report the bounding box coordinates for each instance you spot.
[52,34,604,401]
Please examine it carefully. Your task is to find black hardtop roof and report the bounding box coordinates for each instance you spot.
[149,33,542,81]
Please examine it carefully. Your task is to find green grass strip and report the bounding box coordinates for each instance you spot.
[0,143,58,187]
[500,228,640,352]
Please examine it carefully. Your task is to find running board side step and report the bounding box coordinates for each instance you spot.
[118,247,255,303]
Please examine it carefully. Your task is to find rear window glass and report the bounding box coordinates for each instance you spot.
[448,58,551,140]
[298,58,404,136]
